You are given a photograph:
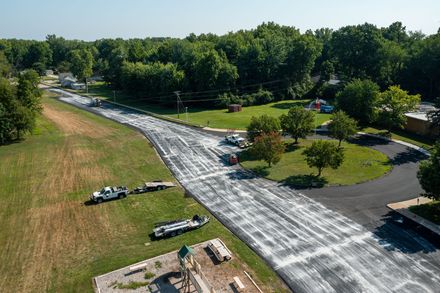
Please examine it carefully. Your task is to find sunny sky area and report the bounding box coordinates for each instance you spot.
[1,0,439,40]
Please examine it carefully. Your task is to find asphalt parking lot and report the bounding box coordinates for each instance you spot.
[53,88,440,293]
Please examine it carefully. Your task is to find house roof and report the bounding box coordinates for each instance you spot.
[405,102,438,122]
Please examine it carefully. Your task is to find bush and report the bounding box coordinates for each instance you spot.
[253,89,274,105]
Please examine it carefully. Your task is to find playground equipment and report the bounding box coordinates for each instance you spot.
[178,245,216,293]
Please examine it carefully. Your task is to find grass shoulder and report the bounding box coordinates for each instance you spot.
[77,82,331,129]
[362,127,435,151]
[240,138,392,187]
[409,201,440,225]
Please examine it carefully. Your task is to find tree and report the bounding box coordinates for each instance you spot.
[0,51,11,77]
[11,101,35,140]
[377,85,420,133]
[336,79,380,125]
[24,42,52,73]
[328,110,358,147]
[330,23,386,83]
[303,140,344,176]
[417,143,440,200]
[250,132,285,167]
[427,97,440,129]
[17,69,42,113]
[247,114,281,142]
[69,49,94,82]
[280,106,315,144]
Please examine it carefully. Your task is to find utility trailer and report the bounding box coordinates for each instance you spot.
[90,186,129,203]
[89,98,102,107]
[153,215,210,238]
[131,181,176,194]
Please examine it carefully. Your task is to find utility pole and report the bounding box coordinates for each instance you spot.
[174,91,181,119]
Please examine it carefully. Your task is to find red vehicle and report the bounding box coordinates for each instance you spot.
[229,154,239,165]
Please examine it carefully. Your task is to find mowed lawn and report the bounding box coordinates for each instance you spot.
[82,82,331,129]
[240,139,392,187]
[0,94,287,292]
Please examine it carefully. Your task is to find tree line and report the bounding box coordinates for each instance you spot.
[1,22,439,107]
[0,55,42,144]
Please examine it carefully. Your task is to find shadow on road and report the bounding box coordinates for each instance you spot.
[282,175,328,190]
[389,148,428,165]
[348,135,391,147]
[373,211,440,254]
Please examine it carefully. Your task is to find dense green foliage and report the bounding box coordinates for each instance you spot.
[328,110,358,146]
[2,21,439,111]
[303,140,344,176]
[377,85,420,132]
[427,98,440,130]
[418,143,440,200]
[246,114,281,142]
[0,66,42,143]
[280,106,315,143]
[336,79,380,125]
[250,132,285,167]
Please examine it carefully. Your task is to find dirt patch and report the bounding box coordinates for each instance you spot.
[13,103,121,291]
[43,103,112,138]
[22,201,120,292]
[95,240,264,293]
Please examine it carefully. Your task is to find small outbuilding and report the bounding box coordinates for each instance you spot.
[228,104,242,112]
[404,103,439,138]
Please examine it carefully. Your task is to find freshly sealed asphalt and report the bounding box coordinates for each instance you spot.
[52,89,440,293]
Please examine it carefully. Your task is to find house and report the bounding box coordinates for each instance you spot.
[60,76,77,88]
[58,72,74,83]
[404,103,439,138]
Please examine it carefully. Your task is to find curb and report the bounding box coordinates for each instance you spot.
[357,132,431,157]
[387,202,440,237]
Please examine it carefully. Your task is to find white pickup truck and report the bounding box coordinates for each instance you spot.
[225,134,251,149]
[90,186,129,203]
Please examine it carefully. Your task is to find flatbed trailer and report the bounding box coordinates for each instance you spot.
[132,181,176,194]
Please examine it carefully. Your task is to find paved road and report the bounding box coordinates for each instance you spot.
[303,135,428,227]
[52,89,440,293]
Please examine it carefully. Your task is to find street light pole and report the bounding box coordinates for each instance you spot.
[185,106,188,122]
[174,91,181,119]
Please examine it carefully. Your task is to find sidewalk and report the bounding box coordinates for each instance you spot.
[202,127,247,133]
[387,197,440,236]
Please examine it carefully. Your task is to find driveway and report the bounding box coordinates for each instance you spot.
[52,89,440,293]
[303,135,428,227]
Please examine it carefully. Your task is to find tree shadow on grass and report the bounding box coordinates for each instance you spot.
[271,101,309,109]
[284,143,300,153]
[249,165,270,177]
[281,174,328,190]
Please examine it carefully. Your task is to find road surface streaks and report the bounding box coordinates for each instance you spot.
[52,89,440,293]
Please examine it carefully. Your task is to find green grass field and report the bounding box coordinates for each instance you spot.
[81,82,331,129]
[240,139,392,187]
[0,94,287,292]
[409,201,440,225]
